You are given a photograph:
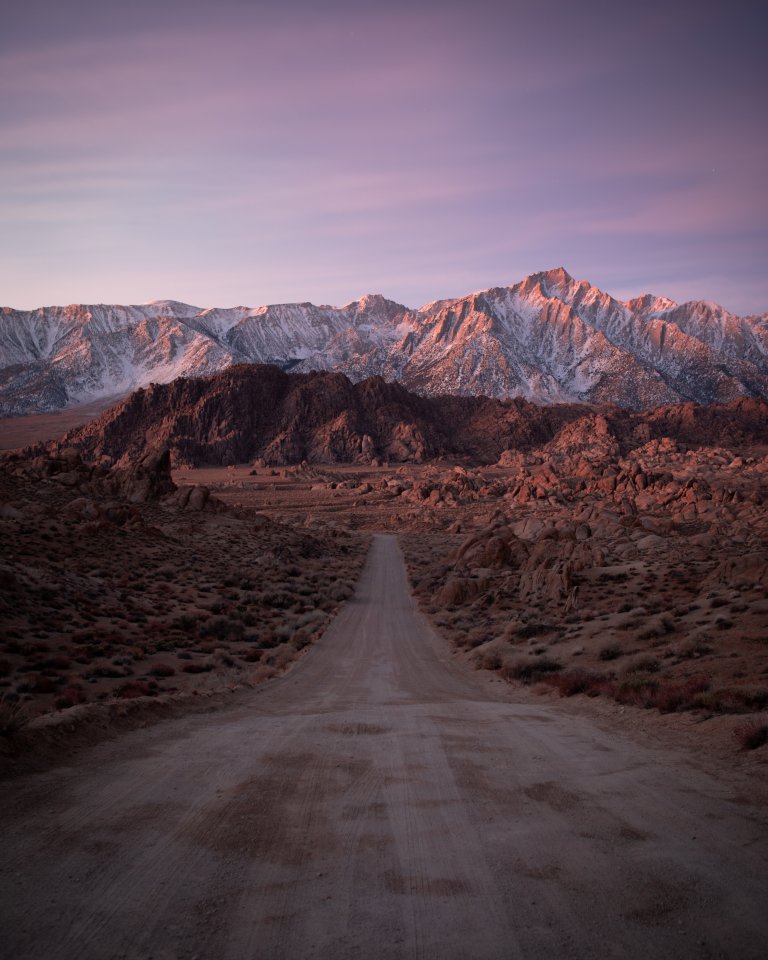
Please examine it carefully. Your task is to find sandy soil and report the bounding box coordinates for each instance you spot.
[0,397,124,450]
[2,535,766,960]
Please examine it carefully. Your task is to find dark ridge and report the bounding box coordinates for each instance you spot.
[47,364,768,467]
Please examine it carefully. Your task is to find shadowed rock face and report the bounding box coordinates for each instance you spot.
[47,364,768,467]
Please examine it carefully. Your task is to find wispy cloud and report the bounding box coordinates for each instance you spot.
[1,0,766,312]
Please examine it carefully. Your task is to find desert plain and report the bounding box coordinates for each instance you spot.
[1,399,767,959]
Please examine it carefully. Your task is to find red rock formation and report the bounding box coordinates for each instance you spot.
[45,365,768,467]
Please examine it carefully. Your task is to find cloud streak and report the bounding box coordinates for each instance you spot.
[1,0,766,314]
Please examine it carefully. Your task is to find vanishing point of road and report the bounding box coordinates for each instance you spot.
[2,535,767,959]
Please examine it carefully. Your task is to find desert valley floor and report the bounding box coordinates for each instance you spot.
[1,406,767,959]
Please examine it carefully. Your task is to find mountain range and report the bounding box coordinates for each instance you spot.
[2,267,767,416]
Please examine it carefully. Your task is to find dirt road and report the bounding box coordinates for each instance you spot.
[1,535,766,959]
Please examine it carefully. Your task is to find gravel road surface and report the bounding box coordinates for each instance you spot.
[2,534,766,959]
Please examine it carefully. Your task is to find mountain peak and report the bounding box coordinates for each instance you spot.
[1,272,766,417]
[623,293,678,316]
[537,266,576,287]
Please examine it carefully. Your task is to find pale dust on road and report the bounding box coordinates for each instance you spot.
[1,535,767,960]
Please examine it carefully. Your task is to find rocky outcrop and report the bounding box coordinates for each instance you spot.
[109,448,177,503]
[46,364,768,468]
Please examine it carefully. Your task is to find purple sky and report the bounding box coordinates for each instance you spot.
[2,0,766,314]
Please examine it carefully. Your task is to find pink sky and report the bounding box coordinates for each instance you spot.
[1,0,766,314]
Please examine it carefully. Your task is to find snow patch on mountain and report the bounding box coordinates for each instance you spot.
[1,271,766,416]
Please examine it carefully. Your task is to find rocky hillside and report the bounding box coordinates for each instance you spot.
[46,364,768,467]
[0,444,367,725]
[2,269,766,414]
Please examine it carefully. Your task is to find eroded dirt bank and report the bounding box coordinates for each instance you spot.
[1,536,766,960]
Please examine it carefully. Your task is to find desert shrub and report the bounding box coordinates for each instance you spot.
[31,675,60,694]
[516,622,553,640]
[501,657,562,683]
[116,680,152,699]
[543,668,602,697]
[0,694,29,735]
[624,655,661,675]
[260,591,294,609]
[289,630,313,651]
[247,630,276,649]
[16,661,42,674]
[149,663,175,677]
[182,661,214,674]
[674,638,713,660]
[474,650,502,671]
[173,614,197,631]
[599,644,623,662]
[200,616,244,641]
[653,677,710,713]
[41,655,71,670]
[614,672,659,708]
[87,665,131,679]
[239,648,263,663]
[263,643,296,670]
[466,628,491,649]
[693,687,768,714]
[733,719,768,750]
[55,685,87,710]
[16,674,58,694]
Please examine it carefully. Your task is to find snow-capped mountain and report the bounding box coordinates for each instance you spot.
[1,268,766,415]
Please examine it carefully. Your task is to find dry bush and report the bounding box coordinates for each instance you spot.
[0,693,29,736]
[149,663,176,677]
[542,669,603,697]
[473,650,502,671]
[182,661,214,674]
[692,687,768,714]
[214,648,237,667]
[673,638,713,660]
[598,643,624,662]
[653,677,710,713]
[622,654,662,675]
[515,622,554,640]
[55,684,87,710]
[200,616,244,641]
[500,657,562,684]
[613,672,660,708]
